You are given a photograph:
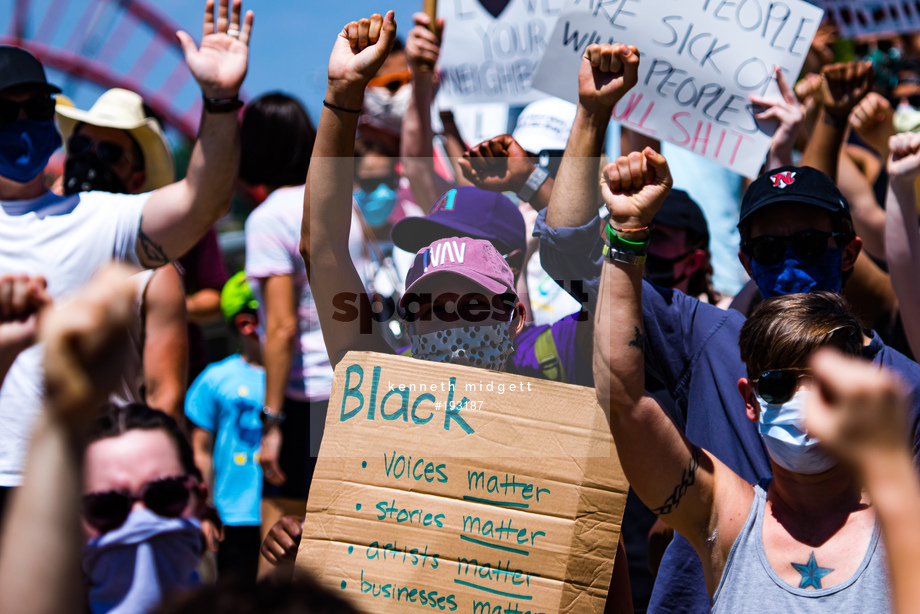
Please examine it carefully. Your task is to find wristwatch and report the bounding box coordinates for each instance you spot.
[516,165,550,203]
[260,406,286,428]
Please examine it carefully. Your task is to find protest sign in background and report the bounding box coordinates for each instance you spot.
[295,352,627,614]
[819,1,920,38]
[531,0,824,178]
[437,0,566,106]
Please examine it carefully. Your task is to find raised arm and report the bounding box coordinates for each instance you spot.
[751,67,803,171]
[593,149,750,594]
[0,265,135,614]
[805,349,920,614]
[459,135,554,211]
[546,43,639,230]
[800,61,873,180]
[136,0,252,268]
[0,275,50,388]
[400,12,452,209]
[300,11,397,367]
[885,132,920,359]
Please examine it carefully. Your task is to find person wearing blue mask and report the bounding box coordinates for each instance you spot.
[594,148,892,610]
[535,43,920,614]
[353,137,400,230]
[0,0,254,529]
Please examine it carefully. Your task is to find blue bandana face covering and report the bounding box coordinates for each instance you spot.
[0,119,62,183]
[354,183,398,228]
[749,246,844,299]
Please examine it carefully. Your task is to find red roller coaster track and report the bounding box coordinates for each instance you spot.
[3,0,247,140]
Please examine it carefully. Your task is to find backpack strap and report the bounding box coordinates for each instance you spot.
[534,327,566,383]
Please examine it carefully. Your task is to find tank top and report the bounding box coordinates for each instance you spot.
[712,480,891,613]
[109,269,155,407]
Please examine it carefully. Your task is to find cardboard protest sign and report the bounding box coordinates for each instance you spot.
[436,0,567,106]
[295,352,627,614]
[531,0,825,178]
[821,0,920,38]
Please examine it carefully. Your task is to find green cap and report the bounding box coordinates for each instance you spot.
[221,272,259,321]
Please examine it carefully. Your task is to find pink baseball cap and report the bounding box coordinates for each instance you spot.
[401,237,516,307]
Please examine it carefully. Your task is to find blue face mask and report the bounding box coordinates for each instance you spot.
[756,390,837,475]
[354,183,397,228]
[749,246,844,299]
[0,119,62,184]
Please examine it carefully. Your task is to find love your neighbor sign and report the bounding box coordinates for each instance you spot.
[531,0,825,178]
[437,0,567,106]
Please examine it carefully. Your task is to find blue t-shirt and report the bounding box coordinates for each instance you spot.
[535,209,920,613]
[185,354,265,526]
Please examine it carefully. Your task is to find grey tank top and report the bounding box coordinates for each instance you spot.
[712,480,891,613]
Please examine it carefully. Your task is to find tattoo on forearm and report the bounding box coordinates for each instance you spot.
[138,217,170,265]
[651,446,701,516]
[628,326,645,353]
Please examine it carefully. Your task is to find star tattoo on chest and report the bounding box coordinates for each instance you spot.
[791,552,834,589]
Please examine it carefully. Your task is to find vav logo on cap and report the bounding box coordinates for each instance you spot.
[770,171,797,189]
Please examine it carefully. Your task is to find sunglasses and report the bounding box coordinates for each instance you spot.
[743,230,841,267]
[368,71,412,93]
[0,95,56,125]
[356,173,399,193]
[752,368,812,404]
[82,475,194,534]
[68,133,137,168]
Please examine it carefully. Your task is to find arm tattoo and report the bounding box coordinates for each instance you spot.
[137,216,170,266]
[628,326,645,353]
[651,446,701,517]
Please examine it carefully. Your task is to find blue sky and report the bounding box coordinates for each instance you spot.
[2,0,423,136]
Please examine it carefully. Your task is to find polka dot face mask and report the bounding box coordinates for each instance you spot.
[410,322,513,371]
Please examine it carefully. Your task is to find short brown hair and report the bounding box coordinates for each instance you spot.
[738,292,863,380]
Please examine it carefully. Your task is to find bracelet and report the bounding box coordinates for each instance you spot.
[823,112,849,129]
[605,224,650,253]
[611,224,654,234]
[603,244,647,266]
[261,406,286,427]
[323,100,361,114]
[202,96,244,114]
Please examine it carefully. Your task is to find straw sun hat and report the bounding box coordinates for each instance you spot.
[55,88,175,192]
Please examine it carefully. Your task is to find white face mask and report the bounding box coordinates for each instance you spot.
[82,508,203,614]
[362,84,412,134]
[411,322,514,372]
[756,389,837,475]
[894,101,920,133]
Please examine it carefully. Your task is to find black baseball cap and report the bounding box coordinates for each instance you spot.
[0,46,61,94]
[391,186,526,256]
[738,165,850,227]
[653,189,709,242]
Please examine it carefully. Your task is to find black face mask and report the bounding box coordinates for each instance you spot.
[63,151,128,195]
[645,251,691,289]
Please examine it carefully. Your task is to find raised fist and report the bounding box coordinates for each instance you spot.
[600,148,673,229]
[578,43,640,115]
[888,131,920,183]
[820,61,874,122]
[327,11,397,104]
[459,135,535,194]
[850,92,895,156]
[805,349,910,469]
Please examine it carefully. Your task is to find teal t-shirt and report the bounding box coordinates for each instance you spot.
[186,354,265,526]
